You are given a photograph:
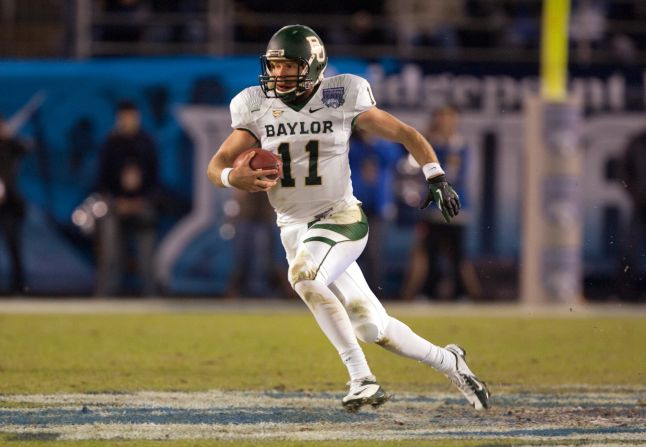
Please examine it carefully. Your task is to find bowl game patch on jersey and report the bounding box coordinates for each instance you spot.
[322,87,345,108]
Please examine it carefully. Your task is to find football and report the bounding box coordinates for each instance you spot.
[233,148,282,180]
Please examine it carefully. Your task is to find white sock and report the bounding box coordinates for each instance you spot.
[379,316,455,375]
[294,280,373,381]
[339,347,373,383]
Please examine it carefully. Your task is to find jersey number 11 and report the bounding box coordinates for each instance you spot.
[277,141,322,187]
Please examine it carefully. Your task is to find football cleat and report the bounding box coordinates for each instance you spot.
[341,376,389,413]
[444,344,491,410]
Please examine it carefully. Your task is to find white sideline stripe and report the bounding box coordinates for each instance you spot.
[3,387,644,406]
[1,390,341,408]
[1,390,644,442]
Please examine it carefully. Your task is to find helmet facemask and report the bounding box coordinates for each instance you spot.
[260,55,314,102]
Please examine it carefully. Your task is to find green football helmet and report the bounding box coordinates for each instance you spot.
[259,25,328,101]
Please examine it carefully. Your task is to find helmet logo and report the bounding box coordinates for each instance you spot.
[266,49,285,57]
[306,36,325,63]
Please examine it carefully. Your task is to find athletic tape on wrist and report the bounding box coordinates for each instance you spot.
[422,162,445,180]
[220,167,233,188]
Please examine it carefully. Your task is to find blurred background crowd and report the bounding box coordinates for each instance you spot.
[3,0,646,64]
[0,0,645,301]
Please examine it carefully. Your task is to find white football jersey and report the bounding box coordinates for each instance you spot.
[229,74,376,226]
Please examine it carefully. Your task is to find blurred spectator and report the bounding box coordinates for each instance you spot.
[609,33,637,65]
[349,129,404,291]
[569,0,608,63]
[387,0,464,57]
[96,0,149,43]
[225,189,293,298]
[343,10,393,47]
[0,116,27,295]
[95,101,159,296]
[147,0,207,45]
[237,0,389,46]
[401,105,479,301]
[233,2,272,44]
[608,0,646,59]
[618,129,646,300]
[500,0,540,51]
[460,0,507,49]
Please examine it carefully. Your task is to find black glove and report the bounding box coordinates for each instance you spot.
[419,174,461,223]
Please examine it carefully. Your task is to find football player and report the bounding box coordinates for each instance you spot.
[207,24,490,412]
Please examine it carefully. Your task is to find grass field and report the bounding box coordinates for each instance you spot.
[0,300,645,446]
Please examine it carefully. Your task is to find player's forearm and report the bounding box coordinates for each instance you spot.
[356,108,439,170]
[207,155,230,188]
[399,125,440,168]
[208,129,259,188]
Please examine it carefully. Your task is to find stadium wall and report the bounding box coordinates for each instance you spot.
[0,57,642,295]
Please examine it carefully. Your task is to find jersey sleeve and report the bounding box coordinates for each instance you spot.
[229,88,260,140]
[345,75,376,125]
[353,76,376,112]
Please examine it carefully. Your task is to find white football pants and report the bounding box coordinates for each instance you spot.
[280,204,456,380]
[280,204,388,343]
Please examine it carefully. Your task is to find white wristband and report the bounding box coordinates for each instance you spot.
[220,167,234,188]
[422,162,445,180]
